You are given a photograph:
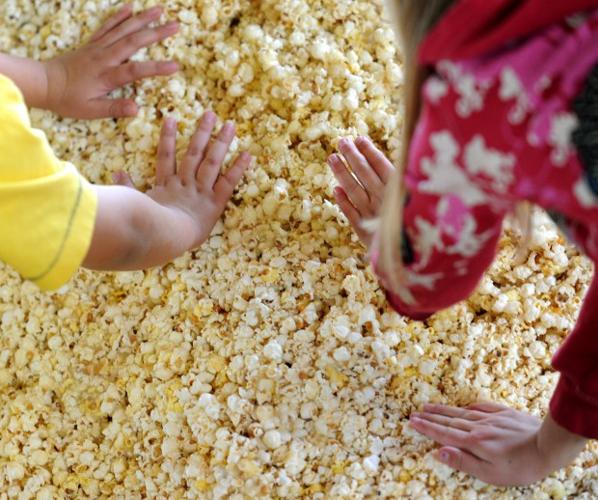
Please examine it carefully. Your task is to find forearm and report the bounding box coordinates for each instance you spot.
[537,413,588,473]
[0,53,49,109]
[83,185,196,271]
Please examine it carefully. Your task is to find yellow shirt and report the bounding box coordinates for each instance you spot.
[0,74,97,290]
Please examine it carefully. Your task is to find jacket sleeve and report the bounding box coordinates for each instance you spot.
[373,71,513,319]
[550,272,598,439]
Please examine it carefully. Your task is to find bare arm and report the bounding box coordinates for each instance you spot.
[0,4,179,118]
[0,54,48,109]
[83,113,251,271]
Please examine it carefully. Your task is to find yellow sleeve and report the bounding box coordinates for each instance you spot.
[0,74,97,290]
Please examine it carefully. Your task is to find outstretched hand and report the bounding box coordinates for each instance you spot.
[114,111,252,251]
[328,136,395,248]
[44,4,179,119]
[410,402,587,486]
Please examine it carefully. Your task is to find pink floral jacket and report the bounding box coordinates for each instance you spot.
[379,0,598,438]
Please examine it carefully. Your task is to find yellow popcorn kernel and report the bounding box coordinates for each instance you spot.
[238,458,261,478]
[207,354,226,373]
[195,480,211,492]
[262,268,280,283]
[308,484,323,493]
[331,461,347,474]
[325,366,348,387]
[399,470,411,483]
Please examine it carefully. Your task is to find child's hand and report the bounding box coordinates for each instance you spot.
[114,111,252,252]
[409,402,587,486]
[43,4,179,119]
[328,136,395,248]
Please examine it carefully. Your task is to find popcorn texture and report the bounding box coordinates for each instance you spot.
[0,0,597,498]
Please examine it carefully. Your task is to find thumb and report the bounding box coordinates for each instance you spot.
[435,447,487,477]
[112,171,136,189]
[88,98,138,119]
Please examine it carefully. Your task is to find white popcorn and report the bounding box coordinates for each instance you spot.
[263,341,283,361]
[333,346,351,363]
[363,455,380,474]
[2,2,593,498]
[263,429,282,450]
[198,394,221,420]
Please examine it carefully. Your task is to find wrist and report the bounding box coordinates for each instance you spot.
[536,413,588,473]
[163,204,203,251]
[40,58,67,114]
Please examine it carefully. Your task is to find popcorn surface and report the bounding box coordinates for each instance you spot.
[0,0,597,498]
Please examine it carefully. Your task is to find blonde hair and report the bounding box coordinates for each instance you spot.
[379,0,531,294]
[379,0,455,293]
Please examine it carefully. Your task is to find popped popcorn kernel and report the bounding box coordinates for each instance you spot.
[0,1,594,498]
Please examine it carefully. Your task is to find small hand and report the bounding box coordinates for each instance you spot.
[410,402,553,486]
[44,4,179,119]
[328,136,395,248]
[114,111,252,250]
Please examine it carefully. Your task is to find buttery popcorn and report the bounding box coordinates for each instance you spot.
[0,0,596,498]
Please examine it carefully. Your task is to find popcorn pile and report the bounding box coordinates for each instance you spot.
[1,0,597,497]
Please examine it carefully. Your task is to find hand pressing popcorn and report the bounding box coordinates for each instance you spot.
[410,402,587,487]
[0,4,179,118]
[328,136,395,247]
[84,111,252,271]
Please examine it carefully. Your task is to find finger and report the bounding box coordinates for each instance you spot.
[214,152,252,201]
[334,187,373,246]
[435,447,490,477]
[95,5,162,47]
[87,98,138,119]
[355,136,396,184]
[423,404,486,421]
[338,138,384,196]
[196,121,236,189]
[179,111,217,183]
[156,118,177,185]
[409,416,471,449]
[89,4,133,43]
[466,402,510,414]
[103,60,179,90]
[328,154,370,213]
[107,22,179,64]
[112,170,136,189]
[411,412,474,432]
[334,186,362,223]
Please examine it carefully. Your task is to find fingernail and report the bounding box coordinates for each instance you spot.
[241,151,252,162]
[166,21,179,30]
[124,102,137,116]
[223,121,235,133]
[148,6,162,15]
[355,136,367,145]
[338,138,349,149]
[165,117,176,129]
[202,112,217,126]
[439,451,449,462]
[164,61,179,72]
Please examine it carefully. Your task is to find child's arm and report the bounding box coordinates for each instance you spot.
[329,135,505,318]
[83,113,251,270]
[0,4,179,119]
[329,137,591,486]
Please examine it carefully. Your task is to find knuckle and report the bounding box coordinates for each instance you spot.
[463,410,478,421]
[129,31,148,47]
[205,156,220,168]
[469,427,491,442]
[187,146,201,157]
